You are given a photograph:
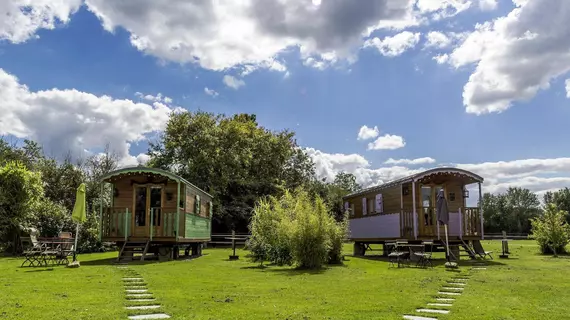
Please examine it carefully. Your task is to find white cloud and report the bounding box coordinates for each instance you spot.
[223,75,245,90]
[357,125,380,140]
[204,87,219,97]
[478,0,498,11]
[0,68,180,166]
[415,0,472,21]
[385,157,436,165]
[565,79,570,98]
[134,92,173,104]
[425,31,452,49]
[433,53,450,64]
[445,0,570,115]
[363,31,421,57]
[84,0,417,71]
[367,134,406,150]
[0,0,81,43]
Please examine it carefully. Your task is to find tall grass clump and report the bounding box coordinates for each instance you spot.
[246,188,348,269]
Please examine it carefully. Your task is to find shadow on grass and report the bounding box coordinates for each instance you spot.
[23,268,55,272]
[78,253,208,266]
[350,254,507,268]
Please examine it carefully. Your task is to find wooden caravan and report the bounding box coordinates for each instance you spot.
[98,166,213,261]
[343,167,485,257]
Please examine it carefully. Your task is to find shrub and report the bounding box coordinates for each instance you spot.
[33,199,73,237]
[530,203,570,256]
[247,188,348,269]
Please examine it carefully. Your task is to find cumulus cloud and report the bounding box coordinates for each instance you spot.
[363,31,421,57]
[204,87,219,97]
[478,0,498,11]
[444,0,570,114]
[367,134,406,150]
[415,0,472,21]
[0,68,179,166]
[135,92,172,104]
[84,0,416,72]
[0,0,81,43]
[357,125,380,140]
[565,79,570,98]
[424,31,467,49]
[223,75,245,90]
[385,157,436,165]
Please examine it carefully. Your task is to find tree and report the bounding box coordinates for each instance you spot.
[544,188,570,224]
[333,171,361,192]
[530,203,570,256]
[147,111,316,233]
[481,187,541,234]
[0,161,44,252]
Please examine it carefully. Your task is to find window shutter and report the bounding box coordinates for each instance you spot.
[195,194,201,215]
[375,194,383,213]
[362,197,367,215]
[344,201,349,213]
[208,201,213,218]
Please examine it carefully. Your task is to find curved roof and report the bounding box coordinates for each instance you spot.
[100,166,213,198]
[343,167,483,199]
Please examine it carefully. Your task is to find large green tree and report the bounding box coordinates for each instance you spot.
[544,188,570,224]
[482,187,542,234]
[147,111,316,232]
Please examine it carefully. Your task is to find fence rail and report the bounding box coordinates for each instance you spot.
[207,233,251,247]
[485,233,530,240]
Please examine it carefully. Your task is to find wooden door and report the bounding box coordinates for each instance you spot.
[417,184,446,237]
[133,185,148,237]
[149,186,163,237]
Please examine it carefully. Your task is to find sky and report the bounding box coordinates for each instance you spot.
[2,0,570,200]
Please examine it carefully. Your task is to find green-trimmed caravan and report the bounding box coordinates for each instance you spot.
[98,166,213,261]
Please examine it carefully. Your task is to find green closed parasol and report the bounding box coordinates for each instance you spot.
[70,183,86,266]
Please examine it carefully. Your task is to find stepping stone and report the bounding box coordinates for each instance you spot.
[124,286,147,289]
[453,278,468,281]
[472,267,487,270]
[403,316,438,320]
[441,287,463,291]
[416,308,450,314]
[438,291,461,296]
[447,282,466,286]
[436,298,455,302]
[428,303,452,307]
[126,289,149,293]
[126,305,161,310]
[126,294,153,298]
[123,278,144,281]
[127,314,171,319]
[117,266,128,269]
[129,299,156,302]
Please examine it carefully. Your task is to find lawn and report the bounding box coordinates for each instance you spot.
[1,240,569,319]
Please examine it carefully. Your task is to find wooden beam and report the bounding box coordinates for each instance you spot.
[412,180,417,240]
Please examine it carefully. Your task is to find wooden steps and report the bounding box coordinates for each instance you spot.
[118,240,151,262]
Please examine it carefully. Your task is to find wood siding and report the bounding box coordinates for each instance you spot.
[349,214,400,239]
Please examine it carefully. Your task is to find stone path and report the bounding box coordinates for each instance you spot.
[116,264,171,320]
[402,260,488,320]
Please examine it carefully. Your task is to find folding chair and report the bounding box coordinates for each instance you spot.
[414,240,434,268]
[473,241,493,260]
[388,239,409,268]
[54,233,75,265]
[21,229,47,267]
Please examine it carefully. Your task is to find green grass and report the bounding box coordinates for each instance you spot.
[1,240,569,319]
[0,252,126,319]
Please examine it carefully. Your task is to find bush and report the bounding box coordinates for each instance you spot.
[33,199,73,237]
[530,203,570,256]
[246,188,348,269]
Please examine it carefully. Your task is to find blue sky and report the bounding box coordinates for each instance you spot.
[2,0,570,197]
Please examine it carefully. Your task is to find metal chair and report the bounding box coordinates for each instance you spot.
[415,240,434,268]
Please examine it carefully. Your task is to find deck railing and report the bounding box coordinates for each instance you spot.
[149,207,179,240]
[400,211,414,238]
[462,207,481,236]
[101,207,131,239]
